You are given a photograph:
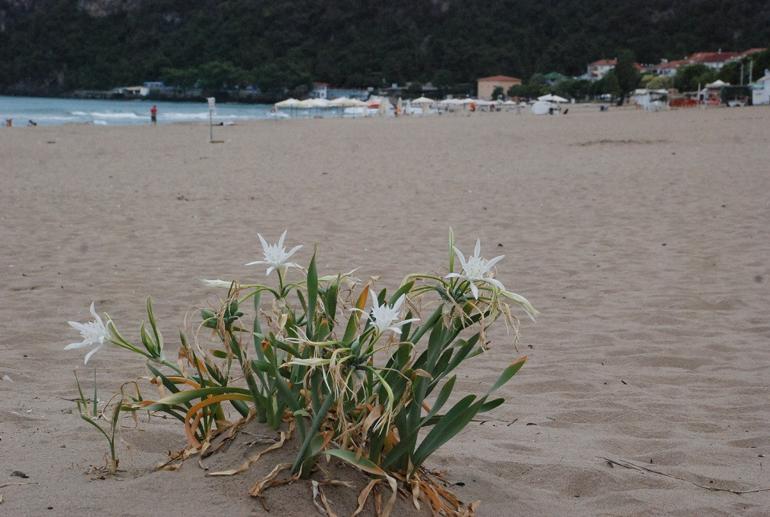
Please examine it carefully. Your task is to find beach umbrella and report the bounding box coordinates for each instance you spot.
[537,94,568,103]
[411,96,435,106]
[706,79,728,88]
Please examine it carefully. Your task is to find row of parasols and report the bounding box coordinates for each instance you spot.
[274,94,569,110]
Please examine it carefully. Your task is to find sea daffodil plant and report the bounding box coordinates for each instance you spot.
[66,230,536,516]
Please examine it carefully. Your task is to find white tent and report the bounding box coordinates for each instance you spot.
[706,79,728,88]
[309,98,331,108]
[531,101,553,115]
[537,94,569,103]
[275,98,301,108]
[329,97,357,108]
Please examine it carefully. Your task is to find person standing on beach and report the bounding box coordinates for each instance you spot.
[150,105,158,125]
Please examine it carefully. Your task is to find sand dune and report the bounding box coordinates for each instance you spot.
[1,106,770,516]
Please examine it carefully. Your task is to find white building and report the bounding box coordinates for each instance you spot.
[311,82,328,99]
[752,70,770,105]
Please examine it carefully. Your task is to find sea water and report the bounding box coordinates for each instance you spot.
[0,96,337,126]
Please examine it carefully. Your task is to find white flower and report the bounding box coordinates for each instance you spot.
[445,239,505,299]
[65,302,111,365]
[245,230,302,276]
[368,289,419,335]
[201,279,234,288]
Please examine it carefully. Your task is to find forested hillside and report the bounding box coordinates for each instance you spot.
[1,0,768,95]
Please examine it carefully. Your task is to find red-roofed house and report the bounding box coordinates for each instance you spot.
[687,51,742,69]
[741,48,767,58]
[653,59,689,77]
[650,48,767,78]
[477,75,522,100]
[587,59,617,80]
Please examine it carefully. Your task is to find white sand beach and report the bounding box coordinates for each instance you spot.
[1,106,770,516]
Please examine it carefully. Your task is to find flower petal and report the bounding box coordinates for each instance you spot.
[90,302,105,329]
[83,343,103,365]
[452,246,467,269]
[266,266,275,276]
[469,282,479,300]
[285,245,302,259]
[64,340,91,350]
[485,277,505,290]
[257,233,269,252]
[474,239,481,258]
[485,255,505,269]
[245,260,266,266]
[68,321,88,332]
[278,230,287,248]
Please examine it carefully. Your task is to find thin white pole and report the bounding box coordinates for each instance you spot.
[209,109,213,143]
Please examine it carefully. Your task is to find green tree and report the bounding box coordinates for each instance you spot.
[646,75,673,90]
[432,69,454,88]
[674,64,717,92]
[554,79,591,101]
[490,85,505,100]
[614,49,640,104]
[590,71,621,99]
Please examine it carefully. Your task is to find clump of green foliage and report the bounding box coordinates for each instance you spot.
[67,231,536,515]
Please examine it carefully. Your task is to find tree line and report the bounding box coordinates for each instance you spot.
[0,0,768,97]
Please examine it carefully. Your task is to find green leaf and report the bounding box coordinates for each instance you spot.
[250,359,272,373]
[408,305,443,344]
[252,290,262,336]
[477,397,505,413]
[422,375,456,424]
[411,394,477,468]
[201,309,217,329]
[140,323,157,357]
[306,252,318,339]
[146,297,164,356]
[144,386,252,411]
[324,282,338,324]
[487,357,527,395]
[325,449,388,477]
[291,392,334,474]
[146,363,181,396]
[388,280,414,306]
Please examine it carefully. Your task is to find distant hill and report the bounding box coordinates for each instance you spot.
[1,0,768,95]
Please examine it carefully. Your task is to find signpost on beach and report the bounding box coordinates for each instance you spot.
[207,97,216,142]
